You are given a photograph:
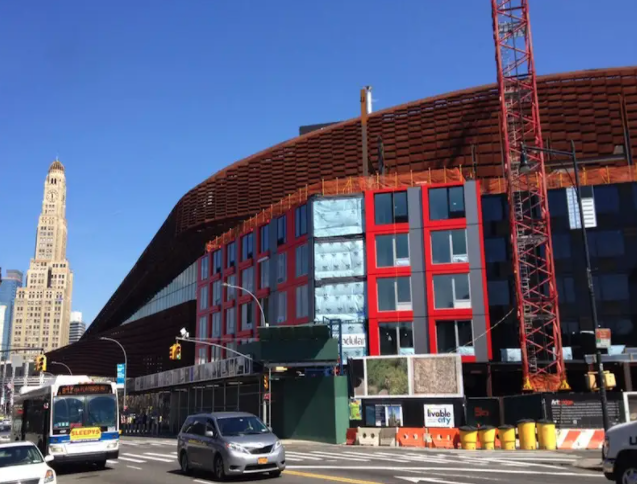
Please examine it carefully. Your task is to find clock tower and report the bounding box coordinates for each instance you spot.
[10,160,74,354]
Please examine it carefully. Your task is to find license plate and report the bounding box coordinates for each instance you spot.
[257,457,268,465]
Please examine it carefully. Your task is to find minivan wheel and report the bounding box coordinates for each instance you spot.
[180,452,191,475]
[213,455,225,481]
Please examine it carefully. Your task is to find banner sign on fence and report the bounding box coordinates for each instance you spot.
[545,393,624,428]
[424,404,454,428]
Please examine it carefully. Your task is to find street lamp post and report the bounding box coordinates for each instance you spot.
[523,141,610,431]
[100,337,128,413]
[51,361,72,375]
[222,282,268,328]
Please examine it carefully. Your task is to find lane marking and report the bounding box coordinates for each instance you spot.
[118,456,146,463]
[373,453,450,465]
[127,465,143,470]
[285,466,600,476]
[106,460,118,464]
[396,477,472,484]
[284,457,305,462]
[284,470,384,484]
[403,470,502,482]
[193,480,216,484]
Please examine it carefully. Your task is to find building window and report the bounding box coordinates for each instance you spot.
[429,186,465,221]
[552,234,571,259]
[295,204,308,237]
[241,302,254,331]
[212,312,221,338]
[198,316,208,339]
[259,297,269,326]
[227,242,236,268]
[433,274,471,309]
[594,274,629,301]
[259,259,270,289]
[197,347,207,365]
[199,285,209,310]
[277,253,287,284]
[212,280,222,306]
[481,195,504,222]
[277,216,287,246]
[376,234,410,267]
[241,266,254,293]
[589,230,624,257]
[277,291,287,323]
[242,233,254,261]
[260,224,270,253]
[377,276,412,311]
[431,229,468,264]
[226,307,236,334]
[594,185,619,213]
[556,277,576,304]
[483,237,507,263]
[296,285,309,318]
[226,275,236,300]
[200,256,209,280]
[295,244,309,277]
[379,322,414,355]
[436,320,473,353]
[487,280,510,306]
[374,191,408,225]
[547,189,568,217]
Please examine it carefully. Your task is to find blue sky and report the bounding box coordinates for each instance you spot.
[0,1,635,325]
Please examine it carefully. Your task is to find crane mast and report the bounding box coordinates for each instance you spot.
[491,0,569,392]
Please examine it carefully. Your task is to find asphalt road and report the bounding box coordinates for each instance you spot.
[55,437,605,484]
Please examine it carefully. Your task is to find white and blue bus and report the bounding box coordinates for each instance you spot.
[12,376,119,468]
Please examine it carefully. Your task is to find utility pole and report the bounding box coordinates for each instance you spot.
[360,86,372,177]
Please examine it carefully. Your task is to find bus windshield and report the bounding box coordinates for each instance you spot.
[53,394,117,432]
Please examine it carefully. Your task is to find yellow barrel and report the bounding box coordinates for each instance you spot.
[517,419,537,450]
[478,426,497,450]
[498,425,516,450]
[537,420,557,450]
[459,426,478,450]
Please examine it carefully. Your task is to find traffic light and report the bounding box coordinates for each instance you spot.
[263,374,269,391]
[169,344,175,360]
[175,343,181,360]
[34,355,47,372]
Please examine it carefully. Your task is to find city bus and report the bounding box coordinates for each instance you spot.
[11,375,119,468]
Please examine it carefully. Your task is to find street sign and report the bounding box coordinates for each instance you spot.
[596,328,611,349]
[263,393,270,401]
[116,364,125,385]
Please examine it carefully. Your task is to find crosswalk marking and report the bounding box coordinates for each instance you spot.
[286,451,324,461]
[118,456,146,463]
[310,451,370,462]
[144,452,177,459]
[340,451,411,463]
[123,453,173,463]
[106,460,118,464]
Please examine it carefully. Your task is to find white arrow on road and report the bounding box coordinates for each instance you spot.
[396,477,472,484]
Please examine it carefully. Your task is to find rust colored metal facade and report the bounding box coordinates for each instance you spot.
[86,67,637,338]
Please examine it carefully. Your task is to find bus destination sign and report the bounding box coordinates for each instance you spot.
[58,384,112,396]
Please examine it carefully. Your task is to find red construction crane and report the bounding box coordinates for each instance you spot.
[491,0,569,392]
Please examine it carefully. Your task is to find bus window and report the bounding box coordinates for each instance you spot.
[53,397,84,432]
[86,395,117,429]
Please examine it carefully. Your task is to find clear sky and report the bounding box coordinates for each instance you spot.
[0,1,635,325]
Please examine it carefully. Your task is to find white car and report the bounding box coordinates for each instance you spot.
[0,442,56,484]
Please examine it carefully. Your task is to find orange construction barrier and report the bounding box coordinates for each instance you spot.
[397,428,426,448]
[428,428,460,449]
[346,428,358,445]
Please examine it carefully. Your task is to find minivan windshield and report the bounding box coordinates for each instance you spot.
[216,416,269,437]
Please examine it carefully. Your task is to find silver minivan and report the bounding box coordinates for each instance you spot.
[177,412,285,480]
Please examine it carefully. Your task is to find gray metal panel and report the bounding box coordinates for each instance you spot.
[408,186,429,354]
[469,268,488,362]
[466,224,484,270]
[472,314,489,362]
[408,187,423,229]
[464,181,479,225]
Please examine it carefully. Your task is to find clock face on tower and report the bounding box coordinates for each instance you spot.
[47,191,57,202]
